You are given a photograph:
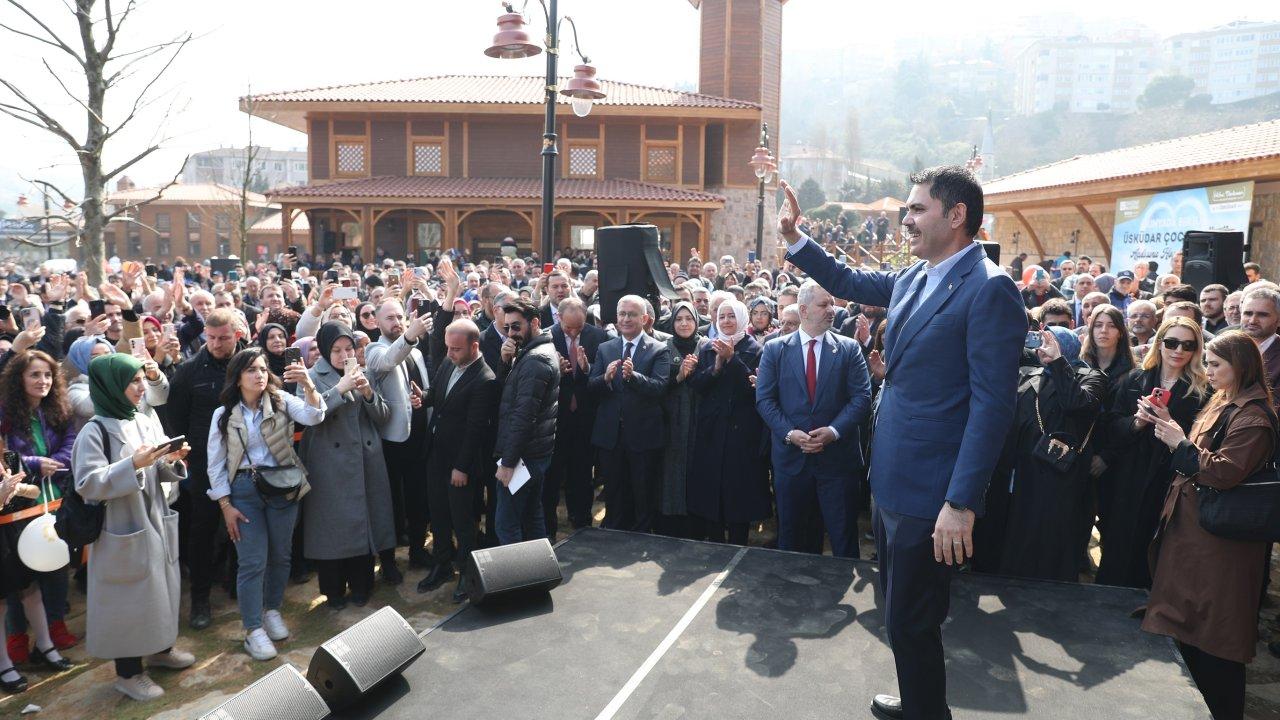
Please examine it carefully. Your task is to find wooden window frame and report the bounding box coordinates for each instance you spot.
[643,140,680,185]
[409,135,448,177]
[564,141,603,180]
[332,123,370,178]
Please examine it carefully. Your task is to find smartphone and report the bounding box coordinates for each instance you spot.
[1024,330,1042,350]
[1149,387,1169,409]
[228,270,240,281]
[407,295,421,317]
[340,277,353,288]
[543,262,554,274]
[144,263,158,277]
[413,267,428,280]
[88,299,106,317]
[129,337,149,360]
[0,305,10,323]
[22,307,41,331]
[287,245,299,260]
[333,286,358,301]
[283,347,302,366]
[3,450,21,476]
[162,322,176,338]
[748,250,757,263]
[280,268,293,280]
[343,357,358,376]
[324,270,340,282]
[155,435,186,455]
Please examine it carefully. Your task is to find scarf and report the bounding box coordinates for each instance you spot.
[69,335,115,376]
[315,321,355,365]
[291,336,316,368]
[88,353,143,420]
[669,302,702,357]
[716,299,748,346]
[256,322,289,377]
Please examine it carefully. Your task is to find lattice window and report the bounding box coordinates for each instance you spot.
[336,142,366,175]
[413,143,444,175]
[646,145,677,183]
[568,146,598,178]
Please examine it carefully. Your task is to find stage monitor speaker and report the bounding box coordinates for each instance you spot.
[306,606,424,711]
[198,663,329,720]
[1182,230,1245,292]
[595,224,681,326]
[465,537,562,605]
[979,241,1001,266]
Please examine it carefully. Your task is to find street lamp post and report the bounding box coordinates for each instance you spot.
[748,123,777,263]
[486,1,604,263]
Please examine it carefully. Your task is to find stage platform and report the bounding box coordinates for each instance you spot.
[336,528,1209,719]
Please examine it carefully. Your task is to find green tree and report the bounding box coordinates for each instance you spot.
[1137,75,1196,110]
[797,178,826,212]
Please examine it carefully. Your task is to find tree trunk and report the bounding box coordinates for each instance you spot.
[78,0,108,286]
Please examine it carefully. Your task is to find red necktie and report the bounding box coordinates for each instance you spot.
[568,335,579,411]
[806,338,817,404]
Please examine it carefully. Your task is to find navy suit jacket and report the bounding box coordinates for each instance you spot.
[551,323,609,427]
[588,332,673,451]
[755,330,872,478]
[788,236,1024,518]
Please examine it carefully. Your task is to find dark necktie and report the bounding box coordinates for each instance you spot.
[615,341,633,391]
[806,338,818,405]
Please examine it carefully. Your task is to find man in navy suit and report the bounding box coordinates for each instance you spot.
[546,297,609,538]
[756,280,872,558]
[589,295,674,533]
[780,166,1024,720]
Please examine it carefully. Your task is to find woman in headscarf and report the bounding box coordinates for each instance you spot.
[71,354,194,701]
[206,348,323,662]
[686,299,771,545]
[291,336,319,369]
[659,301,707,537]
[355,302,380,343]
[255,323,291,380]
[65,336,116,429]
[746,296,776,340]
[297,322,395,609]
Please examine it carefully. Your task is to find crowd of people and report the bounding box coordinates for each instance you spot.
[0,185,1274,718]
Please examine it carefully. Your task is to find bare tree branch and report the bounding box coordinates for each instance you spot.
[104,37,187,86]
[42,58,106,127]
[3,0,86,64]
[0,79,83,149]
[102,31,189,141]
[103,157,186,221]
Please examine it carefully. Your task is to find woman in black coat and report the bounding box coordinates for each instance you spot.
[1095,317,1209,588]
[686,299,771,545]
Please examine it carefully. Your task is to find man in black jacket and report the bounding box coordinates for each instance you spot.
[546,297,609,538]
[493,299,560,544]
[165,308,242,629]
[418,319,500,600]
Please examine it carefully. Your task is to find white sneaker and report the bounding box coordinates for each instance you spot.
[243,628,277,661]
[145,648,196,670]
[114,672,164,701]
[262,609,289,642]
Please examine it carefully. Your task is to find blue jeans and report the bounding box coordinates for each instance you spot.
[230,471,298,631]
[495,457,551,545]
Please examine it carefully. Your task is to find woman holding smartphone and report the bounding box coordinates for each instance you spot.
[1096,316,1209,588]
[298,322,395,610]
[0,350,78,671]
[71,353,193,701]
[207,348,323,662]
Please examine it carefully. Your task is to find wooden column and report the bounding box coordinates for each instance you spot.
[362,205,374,262]
[1075,204,1112,258]
[1009,208,1046,259]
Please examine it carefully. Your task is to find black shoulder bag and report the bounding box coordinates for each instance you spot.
[54,419,110,546]
[1031,392,1094,473]
[1196,403,1280,542]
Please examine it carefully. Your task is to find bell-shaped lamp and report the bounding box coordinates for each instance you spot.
[561,64,606,118]
[484,12,541,59]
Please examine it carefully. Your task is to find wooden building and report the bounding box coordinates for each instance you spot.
[103,178,275,262]
[245,0,788,264]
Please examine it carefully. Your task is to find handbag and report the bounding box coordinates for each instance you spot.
[1196,403,1280,542]
[1030,392,1094,473]
[237,427,305,500]
[54,419,110,547]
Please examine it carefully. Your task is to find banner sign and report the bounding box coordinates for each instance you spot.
[1111,181,1254,275]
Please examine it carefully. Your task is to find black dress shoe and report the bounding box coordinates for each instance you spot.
[189,598,212,630]
[408,548,433,569]
[381,560,404,586]
[350,591,369,607]
[451,578,468,604]
[0,666,27,693]
[290,567,313,585]
[871,694,904,720]
[416,564,456,594]
[29,646,73,672]
[327,595,347,611]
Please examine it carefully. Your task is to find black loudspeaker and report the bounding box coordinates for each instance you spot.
[322,230,338,254]
[1182,231,1246,292]
[306,606,425,711]
[979,241,1001,266]
[465,538,563,605]
[198,663,329,720]
[595,224,681,325]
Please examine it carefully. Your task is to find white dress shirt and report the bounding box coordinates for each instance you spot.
[793,327,840,441]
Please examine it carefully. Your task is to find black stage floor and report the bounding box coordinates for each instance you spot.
[336,528,1209,719]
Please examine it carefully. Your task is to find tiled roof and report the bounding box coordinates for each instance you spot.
[270,176,726,204]
[249,210,310,233]
[246,75,759,111]
[984,119,1280,197]
[106,182,271,207]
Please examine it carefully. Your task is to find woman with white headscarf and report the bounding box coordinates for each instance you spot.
[685,299,771,545]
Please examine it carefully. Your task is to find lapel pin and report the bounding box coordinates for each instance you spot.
[948,283,953,290]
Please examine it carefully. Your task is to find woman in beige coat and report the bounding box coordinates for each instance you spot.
[72,353,194,702]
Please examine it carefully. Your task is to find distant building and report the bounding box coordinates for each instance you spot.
[103,177,277,262]
[1014,35,1161,115]
[181,147,308,192]
[779,143,852,196]
[1166,20,1280,104]
[933,59,1001,98]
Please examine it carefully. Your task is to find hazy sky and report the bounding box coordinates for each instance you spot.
[1,0,1276,213]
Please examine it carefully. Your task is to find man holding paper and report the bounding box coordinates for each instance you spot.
[492,298,561,544]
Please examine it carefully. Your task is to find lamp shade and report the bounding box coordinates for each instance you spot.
[750,145,777,182]
[484,12,541,59]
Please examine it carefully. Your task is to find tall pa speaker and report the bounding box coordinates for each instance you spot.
[198,663,329,720]
[1183,230,1245,292]
[465,537,563,605]
[306,606,425,711]
[595,224,681,326]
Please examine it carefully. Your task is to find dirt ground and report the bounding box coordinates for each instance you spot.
[2,507,1279,719]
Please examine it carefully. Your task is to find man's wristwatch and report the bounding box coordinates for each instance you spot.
[946,501,969,513]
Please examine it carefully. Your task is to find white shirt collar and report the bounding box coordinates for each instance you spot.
[1260,334,1277,354]
[924,241,980,277]
[797,327,827,348]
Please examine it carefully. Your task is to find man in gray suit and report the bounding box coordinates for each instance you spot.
[366,299,432,577]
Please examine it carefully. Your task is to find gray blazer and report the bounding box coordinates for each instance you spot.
[364,334,430,443]
[299,359,396,560]
[73,413,187,660]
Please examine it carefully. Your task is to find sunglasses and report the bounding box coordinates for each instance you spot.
[1161,338,1197,352]
[501,323,524,333]
[360,311,376,318]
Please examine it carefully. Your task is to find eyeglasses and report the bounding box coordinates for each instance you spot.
[1044,320,1071,328]
[1161,338,1197,352]
[501,323,524,333]
[360,311,376,318]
